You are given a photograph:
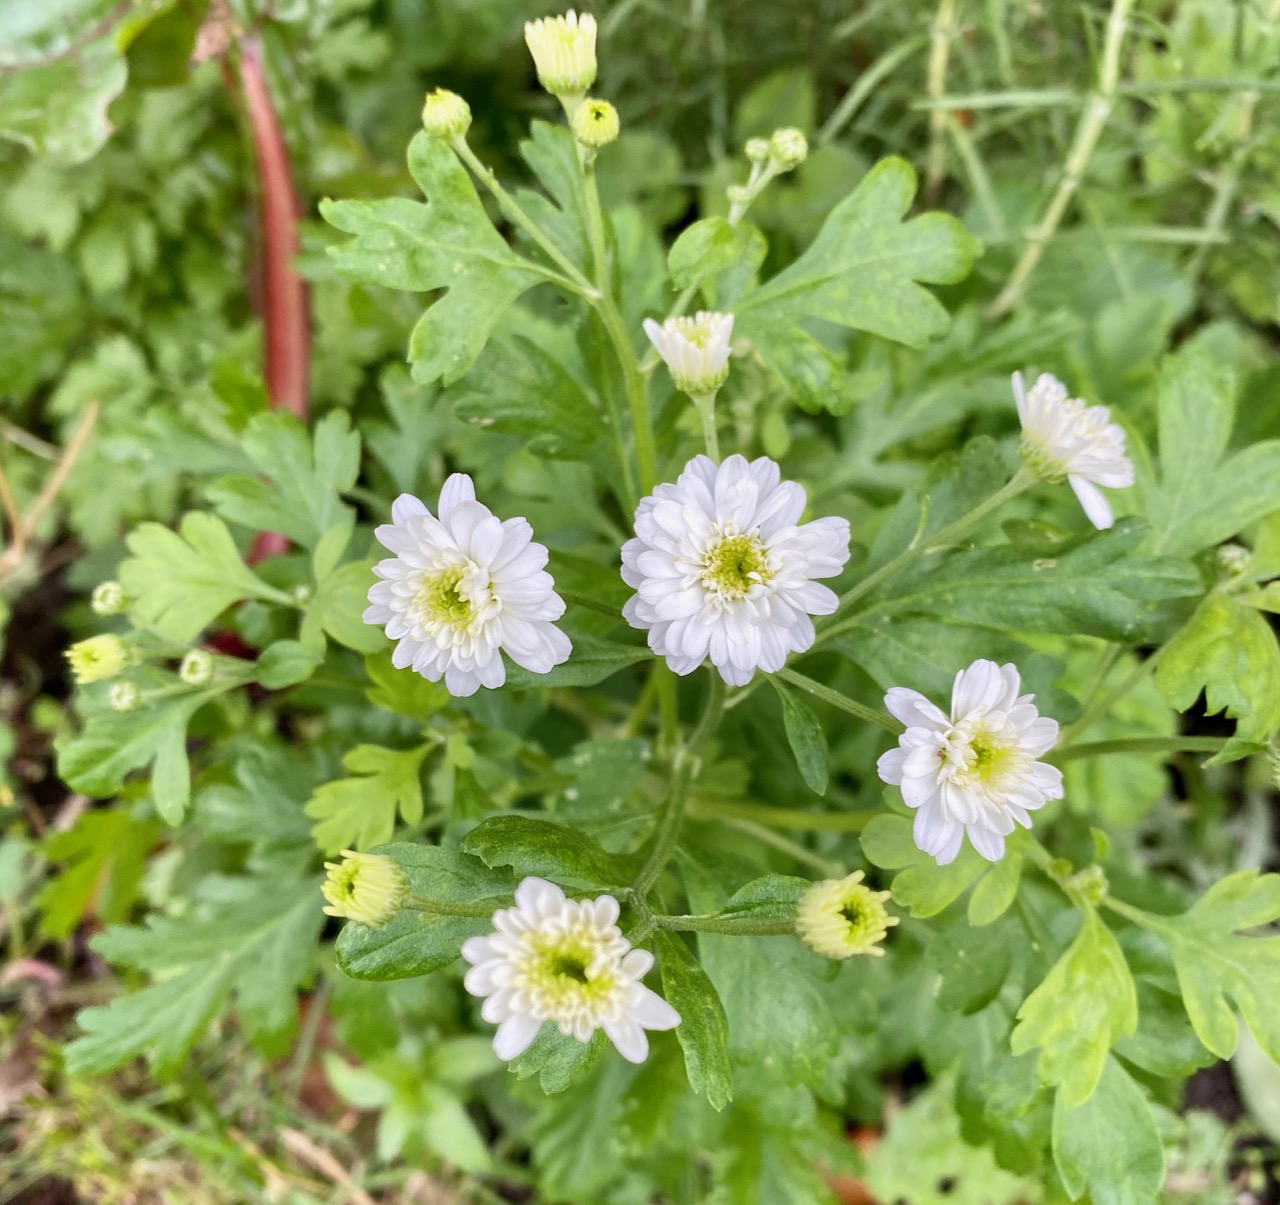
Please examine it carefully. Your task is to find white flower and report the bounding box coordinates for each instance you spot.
[363,475,571,697]
[621,454,850,686]
[461,877,680,1064]
[524,10,597,97]
[876,659,1063,865]
[1013,371,1134,530]
[643,311,734,396]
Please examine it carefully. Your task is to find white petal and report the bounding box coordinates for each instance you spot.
[628,985,681,1031]
[1069,475,1114,529]
[884,688,949,730]
[603,1019,650,1064]
[438,473,476,519]
[493,1013,542,1061]
[391,493,429,525]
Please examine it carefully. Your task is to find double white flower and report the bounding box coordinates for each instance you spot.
[1014,371,1134,530]
[363,475,571,697]
[877,660,1063,865]
[461,877,680,1064]
[643,311,734,396]
[621,455,850,686]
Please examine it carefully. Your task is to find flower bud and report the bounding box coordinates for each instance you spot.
[91,581,128,617]
[109,682,141,713]
[796,871,897,960]
[642,311,734,397]
[725,184,750,207]
[744,137,770,164]
[1216,542,1251,576]
[769,127,808,172]
[421,87,471,141]
[572,97,619,148]
[524,10,597,98]
[67,635,130,685]
[322,851,408,927]
[179,649,215,686]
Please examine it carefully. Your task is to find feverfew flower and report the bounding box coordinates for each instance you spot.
[643,311,734,396]
[877,660,1063,865]
[572,97,619,148]
[364,476,571,697]
[1013,371,1134,530]
[524,11,597,98]
[622,455,850,686]
[461,877,680,1064]
[322,851,408,926]
[796,871,897,959]
[179,649,214,685]
[66,634,129,684]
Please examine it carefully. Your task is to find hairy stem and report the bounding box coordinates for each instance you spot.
[691,797,875,833]
[924,0,959,205]
[777,667,901,733]
[1050,735,1227,764]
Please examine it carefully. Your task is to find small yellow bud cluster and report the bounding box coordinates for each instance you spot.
[796,871,897,960]
[322,851,409,927]
[768,127,808,172]
[421,88,471,141]
[66,634,130,685]
[728,126,810,222]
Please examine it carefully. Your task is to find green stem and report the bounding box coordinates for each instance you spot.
[451,137,598,300]
[924,0,959,205]
[776,667,902,733]
[693,391,721,459]
[1050,735,1227,764]
[822,470,1033,637]
[633,673,726,895]
[1060,643,1169,745]
[706,814,843,876]
[558,590,621,617]
[650,912,795,937]
[985,0,1135,319]
[690,797,875,832]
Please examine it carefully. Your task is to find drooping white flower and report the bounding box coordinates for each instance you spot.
[524,10,597,98]
[643,311,734,396]
[1013,371,1134,530]
[876,659,1063,865]
[461,877,680,1064]
[621,455,850,687]
[363,475,571,697]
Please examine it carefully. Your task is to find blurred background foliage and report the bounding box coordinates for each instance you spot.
[3,0,1280,1201]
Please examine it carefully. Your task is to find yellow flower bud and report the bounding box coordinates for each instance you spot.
[421,88,472,141]
[322,851,408,927]
[67,634,130,685]
[796,871,897,960]
[525,10,597,98]
[572,97,619,148]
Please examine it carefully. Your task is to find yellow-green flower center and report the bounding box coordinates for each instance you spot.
[796,871,897,960]
[701,532,769,600]
[528,939,614,1007]
[417,566,474,628]
[968,731,1013,783]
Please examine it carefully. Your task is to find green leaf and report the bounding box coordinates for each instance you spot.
[655,931,732,1111]
[968,854,1023,926]
[1137,870,1280,1064]
[770,681,828,795]
[735,157,982,411]
[364,651,451,718]
[504,633,647,689]
[514,120,591,274]
[256,640,323,689]
[511,1027,607,1094]
[860,813,986,918]
[717,874,809,921]
[927,918,1015,1015]
[321,133,547,385]
[56,687,226,823]
[305,744,430,853]
[1051,1058,1165,1205]
[1145,347,1280,557]
[461,815,632,886]
[36,811,162,940]
[668,216,742,290]
[1155,594,1280,753]
[374,841,515,907]
[311,561,388,654]
[449,335,599,459]
[553,739,650,815]
[120,512,290,641]
[206,411,360,550]
[870,518,1199,643]
[0,1,179,165]
[65,875,322,1075]
[1010,908,1137,1106]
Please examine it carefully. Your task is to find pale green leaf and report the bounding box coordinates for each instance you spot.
[655,931,733,1111]
[770,681,828,795]
[305,744,430,853]
[461,815,632,886]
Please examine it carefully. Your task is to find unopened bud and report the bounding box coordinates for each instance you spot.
[726,184,750,207]
[769,127,808,172]
[744,137,770,164]
[322,851,408,927]
[67,635,130,685]
[421,88,471,141]
[109,682,141,713]
[179,649,215,686]
[525,11,597,98]
[1216,543,1251,576]
[91,581,128,617]
[572,97,619,148]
